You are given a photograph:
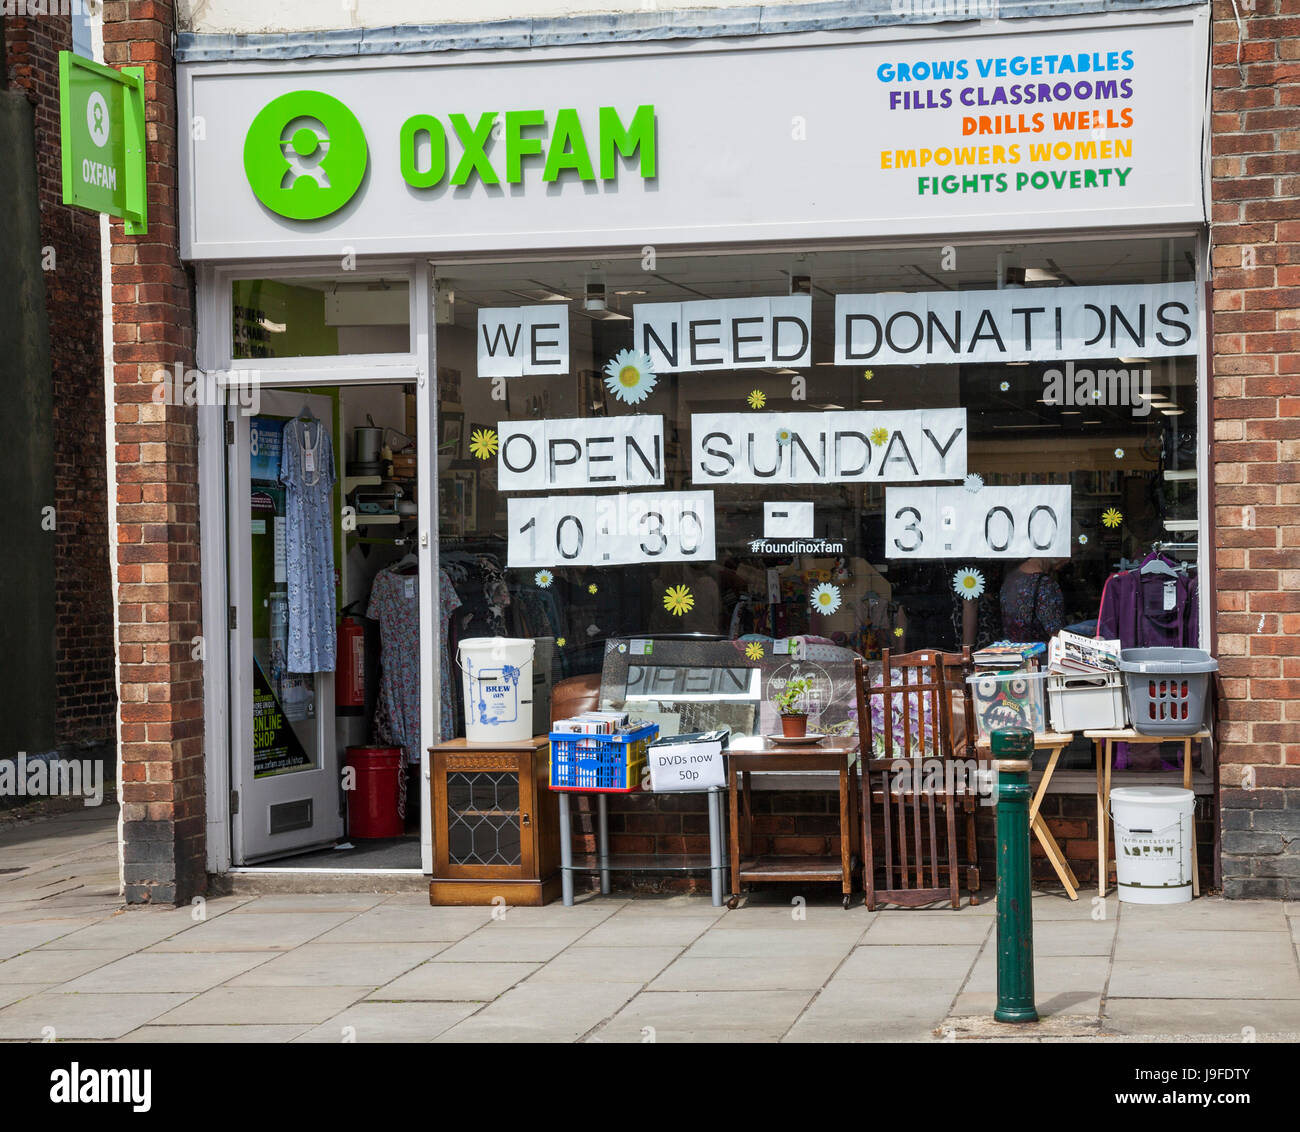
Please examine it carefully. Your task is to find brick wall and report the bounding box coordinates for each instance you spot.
[104,0,206,904]
[1209,0,1300,900]
[4,13,116,748]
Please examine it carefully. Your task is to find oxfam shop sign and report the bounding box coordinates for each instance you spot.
[243,90,657,221]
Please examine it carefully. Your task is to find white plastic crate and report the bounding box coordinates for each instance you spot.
[1047,671,1127,732]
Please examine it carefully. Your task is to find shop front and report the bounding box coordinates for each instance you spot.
[175,4,1214,893]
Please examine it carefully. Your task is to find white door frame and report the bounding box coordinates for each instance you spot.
[198,260,436,874]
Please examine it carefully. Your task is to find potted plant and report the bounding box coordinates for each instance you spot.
[773,677,813,738]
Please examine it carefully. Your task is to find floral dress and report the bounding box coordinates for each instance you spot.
[279,418,337,673]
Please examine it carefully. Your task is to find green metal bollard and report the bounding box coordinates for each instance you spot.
[992,726,1038,1024]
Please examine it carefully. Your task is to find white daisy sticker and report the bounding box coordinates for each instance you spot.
[603,349,657,405]
[810,582,842,616]
[534,569,553,589]
[776,427,793,446]
[964,473,984,493]
[1114,448,1125,459]
[953,568,985,601]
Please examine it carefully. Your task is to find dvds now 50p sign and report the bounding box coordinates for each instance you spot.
[243,90,656,221]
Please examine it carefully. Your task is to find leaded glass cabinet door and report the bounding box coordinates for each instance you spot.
[437,749,535,880]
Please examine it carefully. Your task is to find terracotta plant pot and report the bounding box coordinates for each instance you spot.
[780,712,808,739]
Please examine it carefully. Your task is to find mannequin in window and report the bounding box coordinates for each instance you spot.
[999,557,1065,646]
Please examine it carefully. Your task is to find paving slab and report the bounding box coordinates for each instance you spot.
[229,942,447,988]
[529,945,681,985]
[1118,898,1287,932]
[433,926,594,964]
[475,902,624,929]
[367,961,539,1002]
[119,1024,314,1043]
[1102,996,1300,1038]
[1107,933,1300,1000]
[862,915,991,946]
[836,943,981,982]
[0,948,131,984]
[225,894,387,914]
[312,905,495,944]
[572,915,718,949]
[0,983,53,1010]
[150,985,365,1026]
[36,909,214,951]
[0,992,191,1040]
[434,980,638,1043]
[785,986,957,1042]
[148,910,358,952]
[680,926,865,960]
[648,952,842,992]
[296,1001,479,1042]
[591,989,814,1043]
[950,990,1103,1018]
[59,950,276,994]
[1023,918,1117,957]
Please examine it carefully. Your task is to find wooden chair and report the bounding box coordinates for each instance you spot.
[855,650,962,910]
[937,648,983,899]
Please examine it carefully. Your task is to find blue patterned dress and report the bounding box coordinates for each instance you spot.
[279,418,337,673]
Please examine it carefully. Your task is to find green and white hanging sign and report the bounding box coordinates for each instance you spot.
[58,51,147,234]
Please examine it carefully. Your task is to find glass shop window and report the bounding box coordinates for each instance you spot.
[433,237,1201,735]
[231,275,412,359]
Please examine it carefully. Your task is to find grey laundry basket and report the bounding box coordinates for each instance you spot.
[1118,648,1217,736]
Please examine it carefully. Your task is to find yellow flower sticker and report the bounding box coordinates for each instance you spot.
[663,585,694,617]
[556,637,566,648]
[893,627,904,638]
[1102,507,1123,529]
[863,369,874,381]
[587,583,598,595]
[869,427,889,447]
[744,641,764,661]
[747,389,766,409]
[469,428,498,460]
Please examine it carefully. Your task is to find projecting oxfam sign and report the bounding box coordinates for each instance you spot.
[243,91,657,221]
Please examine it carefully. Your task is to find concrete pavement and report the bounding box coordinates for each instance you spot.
[2,806,1299,1042]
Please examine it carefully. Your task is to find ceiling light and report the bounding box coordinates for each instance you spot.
[614,289,647,296]
[1119,357,1149,365]
[258,318,286,333]
[1060,410,1081,415]
[1160,408,1186,416]
[762,367,800,376]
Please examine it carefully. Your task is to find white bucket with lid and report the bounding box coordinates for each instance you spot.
[456,637,535,744]
[1109,786,1195,904]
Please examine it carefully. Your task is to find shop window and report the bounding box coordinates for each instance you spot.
[434,238,1201,751]
[232,275,411,359]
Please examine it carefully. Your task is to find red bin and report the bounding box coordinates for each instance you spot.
[345,746,405,838]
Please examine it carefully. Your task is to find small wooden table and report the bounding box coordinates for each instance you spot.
[1086,728,1209,899]
[977,730,1079,900]
[726,738,859,909]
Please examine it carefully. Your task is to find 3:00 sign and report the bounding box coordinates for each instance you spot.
[884,485,1073,560]
[507,491,717,568]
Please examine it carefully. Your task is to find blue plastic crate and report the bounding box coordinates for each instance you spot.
[548,724,659,793]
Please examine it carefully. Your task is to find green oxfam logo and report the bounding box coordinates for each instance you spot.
[243,91,368,220]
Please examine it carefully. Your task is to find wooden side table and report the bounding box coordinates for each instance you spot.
[1085,728,1209,899]
[428,735,561,906]
[726,738,859,909]
[977,730,1079,900]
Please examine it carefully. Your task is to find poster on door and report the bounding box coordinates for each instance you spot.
[885,484,1073,559]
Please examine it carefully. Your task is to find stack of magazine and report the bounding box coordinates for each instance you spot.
[973,641,1046,671]
[1047,629,1120,675]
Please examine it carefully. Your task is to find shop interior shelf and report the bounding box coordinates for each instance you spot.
[561,853,724,874]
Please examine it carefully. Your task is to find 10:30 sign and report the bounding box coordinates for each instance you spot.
[507,490,716,568]
[885,485,1073,559]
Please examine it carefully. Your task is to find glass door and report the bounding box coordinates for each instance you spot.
[228,388,344,863]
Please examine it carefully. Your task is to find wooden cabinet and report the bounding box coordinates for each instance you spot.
[428,735,561,906]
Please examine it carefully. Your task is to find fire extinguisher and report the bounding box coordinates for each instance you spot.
[336,603,366,711]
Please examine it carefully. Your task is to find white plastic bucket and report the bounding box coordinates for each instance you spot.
[1110,786,1195,904]
[456,637,535,744]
